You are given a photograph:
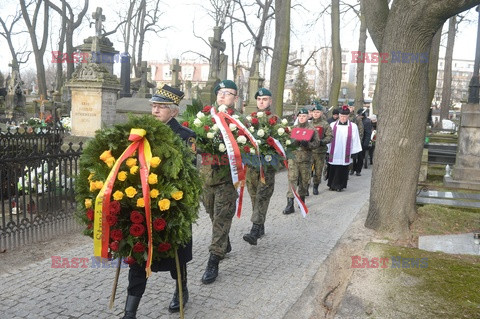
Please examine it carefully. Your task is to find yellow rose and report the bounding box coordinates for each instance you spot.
[150,157,161,168]
[88,173,94,181]
[130,165,139,175]
[137,198,145,207]
[117,171,128,181]
[125,186,137,198]
[85,198,92,208]
[150,189,159,198]
[126,158,137,168]
[89,181,96,192]
[99,150,112,162]
[113,190,124,201]
[171,191,183,201]
[93,181,103,190]
[105,156,115,168]
[148,173,158,185]
[158,198,171,211]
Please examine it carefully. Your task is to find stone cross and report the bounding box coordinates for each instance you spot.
[208,27,226,81]
[31,81,37,95]
[140,61,150,90]
[34,94,48,120]
[92,7,105,37]
[170,58,182,89]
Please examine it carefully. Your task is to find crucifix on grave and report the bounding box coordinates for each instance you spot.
[137,61,151,98]
[92,7,105,37]
[34,95,48,120]
[200,27,227,105]
[247,54,265,108]
[170,58,182,89]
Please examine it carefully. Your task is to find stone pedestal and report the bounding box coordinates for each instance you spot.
[200,79,219,106]
[76,36,119,76]
[444,103,480,190]
[66,63,120,137]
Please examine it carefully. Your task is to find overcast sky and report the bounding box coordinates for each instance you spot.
[0,0,478,78]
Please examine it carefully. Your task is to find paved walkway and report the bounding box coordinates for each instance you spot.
[0,168,372,319]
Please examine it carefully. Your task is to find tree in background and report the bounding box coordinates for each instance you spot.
[292,66,314,105]
[439,15,457,124]
[328,0,341,109]
[0,7,32,73]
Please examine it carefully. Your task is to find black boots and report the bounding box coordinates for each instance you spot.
[122,295,141,319]
[168,280,189,313]
[313,184,319,195]
[226,236,232,253]
[283,198,295,214]
[201,254,220,284]
[243,223,264,245]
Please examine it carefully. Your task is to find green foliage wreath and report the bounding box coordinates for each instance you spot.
[75,115,201,265]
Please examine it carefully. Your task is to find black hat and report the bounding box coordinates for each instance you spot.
[332,108,340,115]
[357,108,366,116]
[298,108,309,115]
[214,80,238,95]
[339,105,350,115]
[150,84,184,105]
[254,88,272,99]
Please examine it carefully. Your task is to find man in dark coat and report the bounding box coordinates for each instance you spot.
[123,85,196,318]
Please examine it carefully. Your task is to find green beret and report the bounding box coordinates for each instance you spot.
[214,80,238,95]
[254,88,272,99]
[298,108,309,115]
[313,104,323,111]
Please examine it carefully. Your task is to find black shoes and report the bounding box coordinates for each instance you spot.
[122,295,141,319]
[201,254,220,284]
[168,281,189,313]
[356,172,361,176]
[243,223,264,245]
[313,184,319,195]
[226,236,232,253]
[283,198,295,214]
[349,170,355,175]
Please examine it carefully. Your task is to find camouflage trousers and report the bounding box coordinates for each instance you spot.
[312,152,326,185]
[202,182,238,259]
[286,159,312,198]
[246,167,276,225]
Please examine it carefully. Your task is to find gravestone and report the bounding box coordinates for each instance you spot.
[136,61,152,98]
[201,27,226,105]
[170,58,182,89]
[5,60,25,120]
[119,52,132,98]
[245,55,265,113]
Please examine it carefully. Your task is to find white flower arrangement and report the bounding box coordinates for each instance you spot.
[207,132,215,139]
[282,118,288,125]
[218,143,226,152]
[196,111,205,119]
[193,118,202,127]
[277,127,285,136]
[257,129,265,137]
[218,104,228,113]
[229,123,237,131]
[257,112,264,118]
[236,135,247,144]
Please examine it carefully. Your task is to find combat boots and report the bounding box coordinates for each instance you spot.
[168,279,189,313]
[201,254,220,284]
[283,198,295,214]
[313,184,319,195]
[243,223,263,245]
[122,295,141,319]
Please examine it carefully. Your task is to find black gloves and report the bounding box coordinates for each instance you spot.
[299,140,309,147]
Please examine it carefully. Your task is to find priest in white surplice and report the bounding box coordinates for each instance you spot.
[326,106,362,191]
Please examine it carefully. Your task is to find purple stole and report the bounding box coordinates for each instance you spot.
[329,120,353,163]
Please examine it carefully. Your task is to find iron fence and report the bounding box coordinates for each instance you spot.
[0,128,83,251]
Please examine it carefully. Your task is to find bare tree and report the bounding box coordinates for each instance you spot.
[354,2,366,110]
[428,27,442,107]
[362,0,480,239]
[439,16,457,123]
[0,9,32,70]
[328,0,341,109]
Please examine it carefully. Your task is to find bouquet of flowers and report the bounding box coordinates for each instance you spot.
[75,115,202,267]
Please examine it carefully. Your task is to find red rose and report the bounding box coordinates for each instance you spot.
[182,121,189,127]
[211,118,216,124]
[237,130,245,136]
[204,125,210,131]
[266,136,275,146]
[87,223,93,230]
[251,112,257,117]
[227,108,234,115]
[269,116,278,125]
[86,209,94,221]
[106,214,118,226]
[130,224,145,237]
[285,127,290,133]
[158,242,171,252]
[243,146,251,153]
[202,105,212,113]
[153,218,166,231]
[123,256,136,265]
[251,118,259,125]
[265,111,272,115]
[109,241,119,251]
[130,211,144,224]
[109,201,121,215]
[133,242,145,253]
[110,229,123,241]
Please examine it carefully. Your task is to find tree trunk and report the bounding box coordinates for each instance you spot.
[328,0,341,109]
[55,5,66,92]
[439,16,456,124]
[270,0,290,115]
[428,27,442,106]
[363,0,479,239]
[136,0,147,75]
[354,4,366,110]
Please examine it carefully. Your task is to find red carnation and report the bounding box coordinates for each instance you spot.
[251,112,257,117]
[227,108,234,115]
[243,146,251,153]
[87,223,93,230]
[269,116,278,125]
[133,242,145,253]
[251,118,259,125]
[158,242,171,252]
[106,214,118,226]
[130,211,144,224]
[129,224,145,237]
[123,256,136,265]
[153,218,166,231]
[86,209,94,221]
[182,121,189,127]
[266,136,275,146]
[204,125,210,131]
[110,229,123,241]
[202,105,212,113]
[211,118,216,124]
[265,111,272,116]
[109,241,119,251]
[109,201,121,215]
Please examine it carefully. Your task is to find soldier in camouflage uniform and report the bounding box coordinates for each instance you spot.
[243,88,276,246]
[310,104,332,195]
[283,108,320,214]
[201,80,239,285]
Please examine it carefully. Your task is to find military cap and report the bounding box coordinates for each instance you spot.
[150,84,184,105]
[357,108,366,115]
[298,108,309,115]
[313,104,323,111]
[254,88,272,99]
[214,80,238,95]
